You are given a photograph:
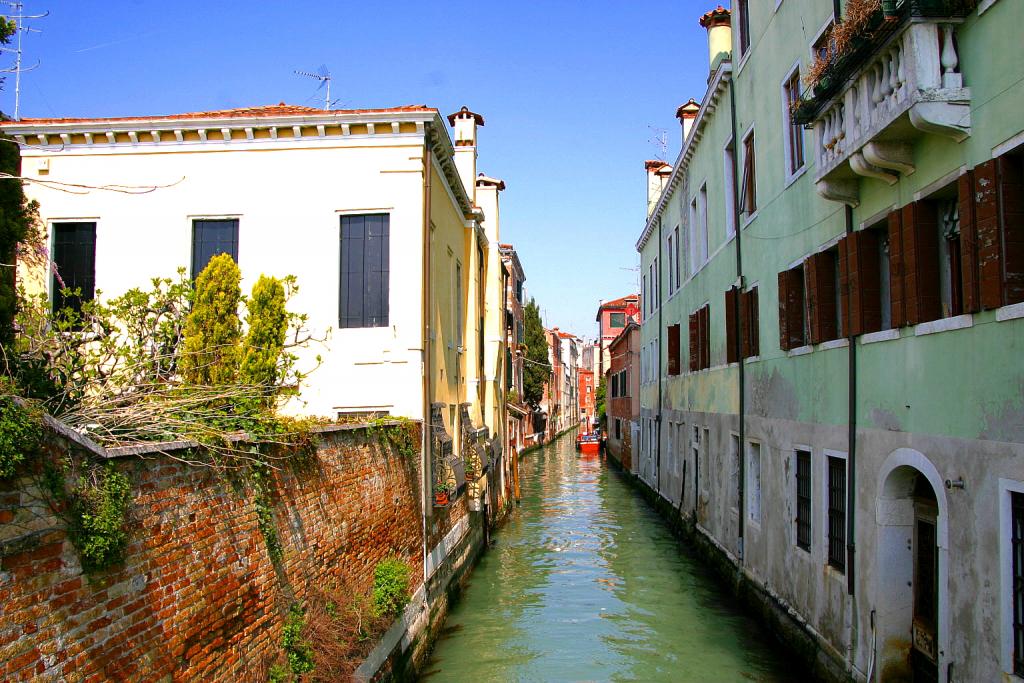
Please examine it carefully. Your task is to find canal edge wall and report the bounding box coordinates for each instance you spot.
[610,459,855,683]
[0,418,476,681]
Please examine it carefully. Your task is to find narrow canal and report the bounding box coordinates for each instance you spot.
[423,431,801,682]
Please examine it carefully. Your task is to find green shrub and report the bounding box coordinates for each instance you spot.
[0,393,41,479]
[68,463,132,571]
[281,603,315,676]
[181,253,241,385]
[371,556,411,619]
[240,275,288,400]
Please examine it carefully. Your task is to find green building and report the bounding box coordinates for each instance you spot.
[636,1,1023,681]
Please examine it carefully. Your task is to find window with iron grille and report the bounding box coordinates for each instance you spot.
[827,455,847,571]
[796,449,811,551]
[51,222,96,317]
[1012,491,1024,676]
[783,70,805,175]
[192,219,239,277]
[339,214,389,328]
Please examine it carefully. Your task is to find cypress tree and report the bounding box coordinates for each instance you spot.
[181,253,241,385]
[239,275,287,403]
[522,298,550,409]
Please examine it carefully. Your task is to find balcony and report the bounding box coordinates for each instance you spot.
[794,2,973,206]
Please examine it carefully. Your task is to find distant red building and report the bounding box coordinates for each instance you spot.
[595,294,640,380]
[607,322,640,472]
[578,368,595,433]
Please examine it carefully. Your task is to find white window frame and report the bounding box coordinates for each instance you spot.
[698,182,709,266]
[999,478,1024,676]
[746,439,762,527]
[740,124,758,227]
[781,61,808,185]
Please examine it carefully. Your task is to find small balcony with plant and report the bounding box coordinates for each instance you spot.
[791,0,976,206]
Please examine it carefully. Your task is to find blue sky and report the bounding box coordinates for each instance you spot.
[3,0,712,339]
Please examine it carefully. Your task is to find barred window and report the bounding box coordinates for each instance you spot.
[827,455,847,571]
[1012,491,1024,676]
[796,449,811,551]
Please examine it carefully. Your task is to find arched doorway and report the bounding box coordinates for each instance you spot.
[875,450,949,683]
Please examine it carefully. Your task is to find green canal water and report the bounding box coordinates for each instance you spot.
[422,432,801,682]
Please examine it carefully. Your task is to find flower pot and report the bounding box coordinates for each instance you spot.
[434,491,450,507]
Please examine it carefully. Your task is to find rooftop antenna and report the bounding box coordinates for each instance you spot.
[0,2,47,120]
[647,125,668,161]
[294,65,333,110]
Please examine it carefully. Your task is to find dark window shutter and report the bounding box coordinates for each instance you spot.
[191,219,239,277]
[998,154,1024,306]
[902,201,941,324]
[740,289,751,358]
[778,270,790,350]
[846,231,882,336]
[838,236,851,336]
[667,324,680,376]
[340,214,390,328]
[958,170,980,313]
[701,305,711,369]
[888,210,906,327]
[725,287,739,363]
[778,269,804,350]
[975,159,1002,309]
[749,287,760,356]
[688,312,699,371]
[51,222,96,316]
[806,252,837,344]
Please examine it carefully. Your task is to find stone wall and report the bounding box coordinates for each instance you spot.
[0,420,467,682]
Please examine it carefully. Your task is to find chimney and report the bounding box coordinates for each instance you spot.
[447,106,485,205]
[645,160,673,217]
[475,173,506,242]
[699,6,732,75]
[675,99,700,146]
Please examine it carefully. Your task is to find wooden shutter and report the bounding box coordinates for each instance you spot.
[805,251,837,344]
[688,312,699,371]
[667,324,680,376]
[844,231,882,336]
[750,288,760,356]
[778,269,804,350]
[700,305,708,368]
[741,287,759,357]
[958,169,980,313]
[975,159,1001,309]
[901,201,941,325]
[888,210,906,327]
[725,287,739,364]
[838,236,851,337]
[999,154,1024,305]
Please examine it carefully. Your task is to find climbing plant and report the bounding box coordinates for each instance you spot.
[367,417,418,459]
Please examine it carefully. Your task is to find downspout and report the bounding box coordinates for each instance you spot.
[420,132,433,589]
[728,74,746,562]
[656,215,664,495]
[845,205,857,597]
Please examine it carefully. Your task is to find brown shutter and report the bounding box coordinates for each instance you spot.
[699,305,710,370]
[752,288,760,356]
[804,258,818,344]
[958,169,980,313]
[778,270,792,350]
[745,287,759,356]
[998,154,1024,305]
[667,323,680,376]
[739,288,750,359]
[688,312,699,371]
[888,210,906,327]
[725,287,739,364]
[974,159,1002,309]
[805,253,836,344]
[846,230,882,336]
[838,236,851,336]
[902,201,941,324]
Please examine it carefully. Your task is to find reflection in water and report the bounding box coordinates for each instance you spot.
[423,434,799,682]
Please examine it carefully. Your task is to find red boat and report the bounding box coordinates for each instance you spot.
[575,431,601,455]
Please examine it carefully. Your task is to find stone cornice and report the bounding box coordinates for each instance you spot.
[636,61,733,252]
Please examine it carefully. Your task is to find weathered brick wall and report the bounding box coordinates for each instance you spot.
[0,422,457,682]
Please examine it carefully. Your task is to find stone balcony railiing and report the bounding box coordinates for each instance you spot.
[799,11,971,206]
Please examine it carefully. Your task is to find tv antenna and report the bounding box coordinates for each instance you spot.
[0,2,47,120]
[294,65,335,110]
[647,125,668,161]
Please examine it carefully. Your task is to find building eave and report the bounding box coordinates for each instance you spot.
[636,61,733,252]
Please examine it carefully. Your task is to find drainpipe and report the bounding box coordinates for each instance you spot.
[420,132,433,590]
[656,215,664,495]
[845,205,857,597]
[728,75,746,562]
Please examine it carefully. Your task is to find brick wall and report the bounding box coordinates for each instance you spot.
[0,421,461,682]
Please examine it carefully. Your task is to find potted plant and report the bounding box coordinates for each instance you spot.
[434,482,452,507]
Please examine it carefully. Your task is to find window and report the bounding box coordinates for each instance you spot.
[746,441,761,524]
[724,140,738,239]
[610,312,625,328]
[667,232,675,293]
[688,304,710,371]
[725,286,759,362]
[191,218,239,277]
[812,22,835,65]
[698,184,709,265]
[1011,491,1024,676]
[667,323,681,376]
[653,257,659,308]
[615,418,622,440]
[804,247,844,343]
[729,434,741,513]
[795,449,811,551]
[455,261,463,347]
[778,265,807,350]
[51,222,96,316]
[339,214,389,328]
[827,454,847,571]
[688,198,699,273]
[642,273,648,318]
[736,0,750,56]
[674,225,681,289]
[516,279,523,303]
[783,69,805,176]
[741,130,757,218]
